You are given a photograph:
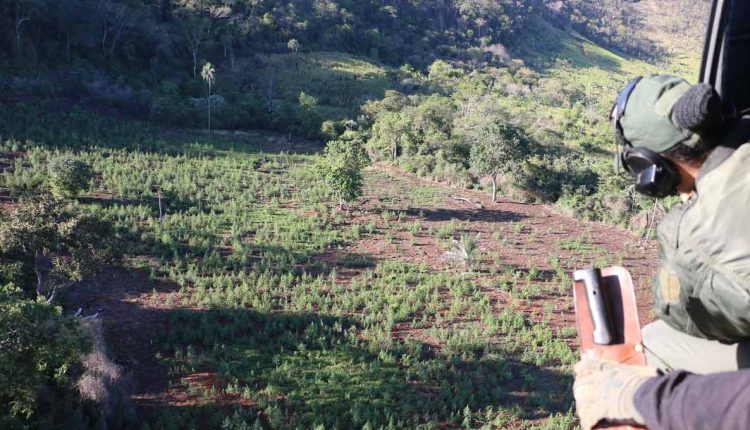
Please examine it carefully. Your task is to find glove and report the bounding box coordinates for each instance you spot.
[573,356,659,430]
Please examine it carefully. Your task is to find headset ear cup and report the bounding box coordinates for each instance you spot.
[621,147,681,198]
[673,83,724,131]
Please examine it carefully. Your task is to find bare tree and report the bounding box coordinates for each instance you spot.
[287,38,300,69]
[13,0,42,54]
[176,0,230,78]
[94,1,136,56]
[182,15,210,78]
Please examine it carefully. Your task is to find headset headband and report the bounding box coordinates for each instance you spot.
[611,76,643,173]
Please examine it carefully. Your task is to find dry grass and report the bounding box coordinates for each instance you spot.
[77,319,132,416]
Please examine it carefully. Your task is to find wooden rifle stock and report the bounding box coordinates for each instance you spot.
[573,266,647,430]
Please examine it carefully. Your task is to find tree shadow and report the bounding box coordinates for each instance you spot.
[138,306,573,429]
[0,100,322,158]
[409,207,528,223]
[253,52,391,119]
[307,249,379,283]
[64,265,182,420]
[67,250,575,429]
[78,188,210,216]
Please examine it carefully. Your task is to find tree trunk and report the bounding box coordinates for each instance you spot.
[45,285,59,305]
[192,50,198,78]
[491,174,497,203]
[35,268,43,294]
[15,11,30,54]
[157,190,163,225]
[392,142,397,162]
[266,74,275,100]
[339,195,344,210]
[101,25,108,53]
[207,81,212,137]
[109,17,130,57]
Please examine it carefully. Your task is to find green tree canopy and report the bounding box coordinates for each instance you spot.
[465,121,530,202]
[48,156,93,198]
[321,131,371,209]
[0,283,88,420]
[0,197,121,303]
[367,111,417,162]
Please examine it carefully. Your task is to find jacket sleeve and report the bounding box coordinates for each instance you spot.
[634,369,750,430]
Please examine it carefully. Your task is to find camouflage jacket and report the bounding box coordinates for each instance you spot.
[654,143,750,342]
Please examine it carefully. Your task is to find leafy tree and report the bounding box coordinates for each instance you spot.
[0,197,121,303]
[297,92,322,138]
[321,131,370,209]
[0,283,88,420]
[466,122,530,203]
[361,90,411,123]
[412,95,456,155]
[287,38,300,69]
[368,111,416,162]
[48,156,93,198]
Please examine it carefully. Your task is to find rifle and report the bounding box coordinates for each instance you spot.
[573,266,646,429]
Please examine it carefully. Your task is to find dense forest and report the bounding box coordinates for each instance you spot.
[1,0,680,134]
[2,0,663,70]
[0,0,709,429]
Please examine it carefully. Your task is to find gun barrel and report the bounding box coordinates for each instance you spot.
[574,268,614,345]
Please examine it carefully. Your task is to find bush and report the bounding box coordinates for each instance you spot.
[516,154,598,203]
[48,156,93,198]
[321,131,371,208]
[0,284,89,419]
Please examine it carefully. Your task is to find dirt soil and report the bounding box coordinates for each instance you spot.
[68,264,183,412]
[346,165,658,327]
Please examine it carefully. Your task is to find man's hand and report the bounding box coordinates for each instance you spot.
[573,356,659,429]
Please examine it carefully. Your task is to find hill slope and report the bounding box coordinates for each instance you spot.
[0,1,708,428]
[0,124,658,428]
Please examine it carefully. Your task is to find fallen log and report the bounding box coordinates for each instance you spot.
[448,195,484,209]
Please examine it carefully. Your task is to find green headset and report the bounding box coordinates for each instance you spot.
[611,77,723,198]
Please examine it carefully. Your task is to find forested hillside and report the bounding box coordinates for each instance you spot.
[2,0,708,218]
[0,1,709,429]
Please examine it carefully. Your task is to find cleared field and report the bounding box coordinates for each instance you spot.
[0,112,658,428]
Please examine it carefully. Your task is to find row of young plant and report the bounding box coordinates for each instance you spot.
[0,109,591,429]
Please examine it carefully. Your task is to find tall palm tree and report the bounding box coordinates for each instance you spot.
[201,62,216,137]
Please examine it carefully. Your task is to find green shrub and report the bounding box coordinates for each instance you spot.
[47,156,93,198]
[516,154,598,203]
[320,131,371,209]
